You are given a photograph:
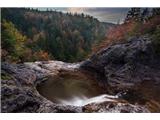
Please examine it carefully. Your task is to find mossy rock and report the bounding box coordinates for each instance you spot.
[1,72,12,80]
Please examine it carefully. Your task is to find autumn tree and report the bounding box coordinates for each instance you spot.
[1,8,112,62]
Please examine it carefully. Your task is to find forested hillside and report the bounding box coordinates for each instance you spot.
[1,8,114,63]
[92,8,160,54]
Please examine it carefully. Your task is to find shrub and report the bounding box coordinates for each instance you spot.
[139,15,160,34]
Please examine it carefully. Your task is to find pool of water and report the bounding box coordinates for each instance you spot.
[37,70,105,105]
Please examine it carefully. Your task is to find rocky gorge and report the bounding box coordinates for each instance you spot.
[1,35,160,113]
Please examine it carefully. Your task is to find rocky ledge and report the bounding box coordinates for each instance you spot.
[1,35,160,113]
[81,35,160,112]
[1,60,149,113]
[1,61,83,113]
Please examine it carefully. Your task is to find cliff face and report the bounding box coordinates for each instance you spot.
[80,35,160,112]
[1,35,160,112]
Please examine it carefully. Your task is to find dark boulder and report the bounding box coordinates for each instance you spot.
[81,36,160,88]
[80,36,160,112]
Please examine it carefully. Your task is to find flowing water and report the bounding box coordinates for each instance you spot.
[37,70,117,106]
[58,94,118,106]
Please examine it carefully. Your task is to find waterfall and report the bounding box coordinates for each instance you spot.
[58,94,118,106]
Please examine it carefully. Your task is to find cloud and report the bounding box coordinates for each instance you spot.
[65,8,129,24]
[67,8,88,13]
[37,7,129,24]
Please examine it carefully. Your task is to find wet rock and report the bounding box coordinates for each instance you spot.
[83,101,149,113]
[37,100,82,113]
[1,86,13,96]
[24,61,80,75]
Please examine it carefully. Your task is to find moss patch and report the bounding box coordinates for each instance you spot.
[1,72,12,80]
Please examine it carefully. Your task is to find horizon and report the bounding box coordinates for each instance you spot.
[36,7,130,24]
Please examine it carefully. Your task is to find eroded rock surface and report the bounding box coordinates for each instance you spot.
[80,36,160,112]
[1,62,82,113]
[83,101,149,113]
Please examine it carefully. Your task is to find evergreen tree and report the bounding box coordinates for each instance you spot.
[152,8,160,16]
[125,8,141,23]
[141,8,150,22]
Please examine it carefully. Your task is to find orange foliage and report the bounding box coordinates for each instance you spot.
[33,50,50,61]
[92,21,137,53]
[107,22,136,41]
[139,15,160,34]
[92,15,160,53]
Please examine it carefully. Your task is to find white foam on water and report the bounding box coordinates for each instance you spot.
[58,94,118,106]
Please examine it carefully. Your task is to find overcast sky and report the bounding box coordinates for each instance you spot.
[37,8,130,24]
